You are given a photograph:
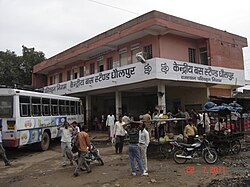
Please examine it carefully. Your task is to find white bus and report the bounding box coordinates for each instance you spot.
[0,88,84,150]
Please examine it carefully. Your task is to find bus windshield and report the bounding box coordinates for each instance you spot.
[0,96,13,118]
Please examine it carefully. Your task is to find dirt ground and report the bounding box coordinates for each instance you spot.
[0,133,249,187]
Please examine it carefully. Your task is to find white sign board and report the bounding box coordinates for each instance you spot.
[43,58,245,95]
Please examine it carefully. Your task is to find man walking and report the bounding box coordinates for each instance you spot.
[74,126,91,177]
[58,121,74,166]
[0,124,11,166]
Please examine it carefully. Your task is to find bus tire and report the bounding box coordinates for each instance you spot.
[40,131,50,151]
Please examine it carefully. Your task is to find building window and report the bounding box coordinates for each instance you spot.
[106,57,113,70]
[188,48,196,63]
[119,48,127,67]
[67,70,71,81]
[54,74,59,84]
[200,47,208,65]
[131,43,140,63]
[119,53,127,66]
[97,57,104,72]
[79,66,84,77]
[98,62,104,72]
[144,44,153,59]
[59,73,63,83]
[72,68,78,79]
[73,72,77,79]
[131,49,140,63]
[49,76,53,85]
[90,63,95,74]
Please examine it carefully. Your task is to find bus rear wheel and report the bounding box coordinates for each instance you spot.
[40,131,50,151]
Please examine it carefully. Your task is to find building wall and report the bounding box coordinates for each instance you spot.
[32,74,47,88]
[166,86,207,111]
[209,38,244,69]
[45,31,245,86]
[159,34,200,62]
[209,88,232,97]
[46,35,160,85]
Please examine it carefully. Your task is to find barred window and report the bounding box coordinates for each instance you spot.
[143,45,153,59]
[188,48,196,63]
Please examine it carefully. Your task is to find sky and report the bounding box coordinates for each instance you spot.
[0,0,250,79]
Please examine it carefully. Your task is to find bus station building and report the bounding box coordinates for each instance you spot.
[32,10,248,127]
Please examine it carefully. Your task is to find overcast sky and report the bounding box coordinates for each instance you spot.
[1,0,250,79]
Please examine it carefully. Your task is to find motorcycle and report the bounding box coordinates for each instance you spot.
[67,140,104,166]
[84,142,104,165]
[170,136,218,164]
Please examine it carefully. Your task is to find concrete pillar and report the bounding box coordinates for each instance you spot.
[115,91,122,120]
[157,83,166,113]
[207,87,210,99]
[85,95,91,127]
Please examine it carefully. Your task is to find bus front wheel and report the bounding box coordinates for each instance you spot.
[40,131,50,151]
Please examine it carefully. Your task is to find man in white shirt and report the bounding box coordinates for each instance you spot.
[58,121,73,166]
[0,124,11,166]
[142,111,152,139]
[106,112,115,141]
[139,123,150,172]
[71,121,80,136]
[114,115,126,154]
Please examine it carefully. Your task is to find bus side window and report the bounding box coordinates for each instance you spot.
[59,100,65,115]
[70,101,76,115]
[77,101,82,115]
[20,96,31,117]
[65,100,70,115]
[42,98,50,116]
[32,97,41,116]
[51,99,59,116]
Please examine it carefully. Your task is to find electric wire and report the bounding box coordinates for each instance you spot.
[87,0,139,15]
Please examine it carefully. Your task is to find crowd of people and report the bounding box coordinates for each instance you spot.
[106,108,211,176]
[101,108,212,141]
[104,112,150,176]
[1,107,235,178]
[56,114,151,177]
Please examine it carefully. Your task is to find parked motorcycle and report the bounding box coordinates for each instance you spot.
[170,136,218,164]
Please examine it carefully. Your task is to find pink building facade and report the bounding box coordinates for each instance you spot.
[32,11,248,127]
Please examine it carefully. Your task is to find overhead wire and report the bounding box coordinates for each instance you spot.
[87,0,139,15]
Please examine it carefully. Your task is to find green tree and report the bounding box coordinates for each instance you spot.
[0,46,46,86]
[0,50,20,85]
[19,46,46,85]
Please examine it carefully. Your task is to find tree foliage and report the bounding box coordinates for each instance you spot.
[0,46,46,87]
